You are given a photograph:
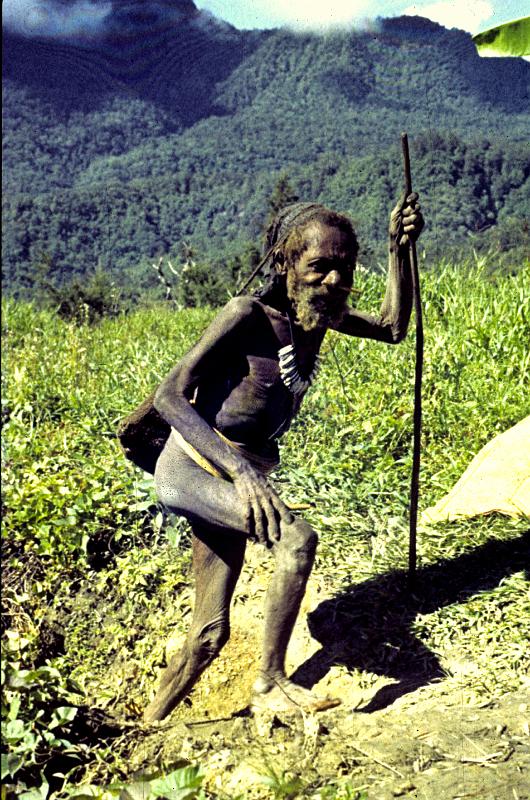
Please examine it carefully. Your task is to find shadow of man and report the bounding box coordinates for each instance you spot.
[290,528,529,712]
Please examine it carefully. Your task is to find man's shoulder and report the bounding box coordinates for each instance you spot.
[217,296,281,324]
[220,295,258,317]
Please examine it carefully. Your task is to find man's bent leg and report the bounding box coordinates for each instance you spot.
[261,518,317,676]
[144,524,246,722]
[253,518,340,712]
[149,438,334,717]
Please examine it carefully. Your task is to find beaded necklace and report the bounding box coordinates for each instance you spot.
[278,316,320,397]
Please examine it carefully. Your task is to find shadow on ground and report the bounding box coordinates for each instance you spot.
[291,528,530,711]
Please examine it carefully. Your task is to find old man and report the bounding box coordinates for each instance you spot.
[142,194,423,721]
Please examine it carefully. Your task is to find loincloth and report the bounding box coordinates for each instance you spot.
[171,427,279,479]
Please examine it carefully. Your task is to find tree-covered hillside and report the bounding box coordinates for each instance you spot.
[3,11,529,297]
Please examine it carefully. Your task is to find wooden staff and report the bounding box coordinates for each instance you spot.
[401,132,423,587]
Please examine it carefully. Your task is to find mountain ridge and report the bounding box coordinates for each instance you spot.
[3,11,529,294]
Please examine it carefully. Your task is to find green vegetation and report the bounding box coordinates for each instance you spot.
[2,256,529,798]
[3,17,529,297]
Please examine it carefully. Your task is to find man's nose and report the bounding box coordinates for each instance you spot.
[323,270,341,288]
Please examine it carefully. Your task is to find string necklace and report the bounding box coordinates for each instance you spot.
[278,315,320,397]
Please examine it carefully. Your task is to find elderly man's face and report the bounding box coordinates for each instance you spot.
[286,221,355,331]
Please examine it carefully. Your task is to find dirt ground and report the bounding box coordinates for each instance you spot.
[129,547,530,799]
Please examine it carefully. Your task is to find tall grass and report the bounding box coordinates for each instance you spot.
[2,258,529,799]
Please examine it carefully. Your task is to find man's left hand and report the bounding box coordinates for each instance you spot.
[389,192,424,247]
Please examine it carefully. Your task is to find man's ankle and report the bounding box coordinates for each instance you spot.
[253,671,284,693]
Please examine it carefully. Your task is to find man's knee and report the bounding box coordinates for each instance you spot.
[277,518,318,573]
[189,617,230,663]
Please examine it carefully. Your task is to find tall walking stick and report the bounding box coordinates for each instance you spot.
[401,132,423,587]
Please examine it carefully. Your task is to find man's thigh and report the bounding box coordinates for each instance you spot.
[154,433,249,535]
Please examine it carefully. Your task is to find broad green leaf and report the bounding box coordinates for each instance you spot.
[19,778,49,800]
[149,765,203,800]
[2,753,24,779]
[65,786,117,800]
[5,630,30,651]
[1,755,10,781]
[473,16,530,57]
[49,706,78,729]
[118,781,153,800]
[7,693,21,720]
[128,500,152,512]
[4,719,26,742]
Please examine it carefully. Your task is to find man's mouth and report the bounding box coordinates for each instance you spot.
[287,276,349,331]
[312,290,347,311]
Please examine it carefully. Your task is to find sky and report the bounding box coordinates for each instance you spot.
[2,0,529,39]
[195,0,528,34]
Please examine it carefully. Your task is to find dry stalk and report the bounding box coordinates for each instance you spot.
[151,257,180,308]
[349,743,405,778]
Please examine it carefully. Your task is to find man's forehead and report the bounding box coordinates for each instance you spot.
[300,220,353,252]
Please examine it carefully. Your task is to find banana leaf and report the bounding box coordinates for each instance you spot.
[473,16,530,57]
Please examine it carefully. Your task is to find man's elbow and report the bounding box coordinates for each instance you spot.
[388,324,408,344]
[153,379,187,421]
[153,385,172,422]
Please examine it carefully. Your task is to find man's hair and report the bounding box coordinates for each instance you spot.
[256,202,358,306]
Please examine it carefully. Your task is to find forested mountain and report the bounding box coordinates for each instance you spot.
[3,5,529,297]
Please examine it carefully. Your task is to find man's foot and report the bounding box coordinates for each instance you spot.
[251,675,340,714]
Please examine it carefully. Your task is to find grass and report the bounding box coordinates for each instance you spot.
[2,257,529,799]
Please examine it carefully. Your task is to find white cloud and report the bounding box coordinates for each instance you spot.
[403,0,494,34]
[3,0,112,38]
[251,0,371,31]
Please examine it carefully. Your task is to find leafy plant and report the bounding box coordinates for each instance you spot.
[257,763,306,799]
[473,16,530,57]
[1,630,87,799]
[108,765,205,800]
[35,263,123,324]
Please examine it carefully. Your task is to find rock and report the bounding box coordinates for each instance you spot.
[392,782,416,797]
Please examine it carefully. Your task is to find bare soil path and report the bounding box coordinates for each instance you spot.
[129,546,529,799]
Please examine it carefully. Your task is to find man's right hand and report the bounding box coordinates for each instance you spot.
[232,461,293,547]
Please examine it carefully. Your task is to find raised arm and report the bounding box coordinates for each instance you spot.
[154,296,292,545]
[334,193,423,343]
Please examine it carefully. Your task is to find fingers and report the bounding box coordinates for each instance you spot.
[274,495,295,527]
[402,209,421,233]
[402,195,421,231]
[391,192,423,244]
[257,485,280,547]
[391,191,417,217]
[246,484,265,545]
[405,208,424,242]
[239,488,256,540]
[256,485,294,542]
[234,468,287,547]
[236,476,268,546]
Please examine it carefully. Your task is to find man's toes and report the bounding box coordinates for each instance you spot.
[251,682,341,714]
[251,687,299,714]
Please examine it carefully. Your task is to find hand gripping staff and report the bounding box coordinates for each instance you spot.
[401,132,423,587]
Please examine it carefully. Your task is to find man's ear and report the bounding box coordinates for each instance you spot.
[273,249,287,274]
